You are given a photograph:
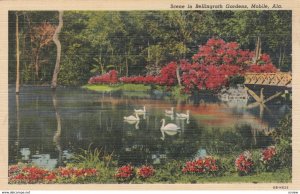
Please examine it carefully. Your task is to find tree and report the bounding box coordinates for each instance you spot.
[30,22,56,79]
[51,11,63,89]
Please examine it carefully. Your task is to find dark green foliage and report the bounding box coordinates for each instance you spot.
[9,10,291,86]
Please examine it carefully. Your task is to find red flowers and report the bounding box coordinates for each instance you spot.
[235,151,254,175]
[180,38,277,93]
[137,165,155,179]
[119,62,178,87]
[57,167,98,178]
[115,164,135,182]
[262,146,276,162]
[88,70,118,84]
[182,156,221,175]
[8,165,98,184]
[115,164,155,181]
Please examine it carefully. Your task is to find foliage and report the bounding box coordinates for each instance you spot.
[9,11,291,86]
[269,113,292,172]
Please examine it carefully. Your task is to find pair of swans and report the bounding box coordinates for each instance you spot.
[165,107,190,119]
[124,106,146,121]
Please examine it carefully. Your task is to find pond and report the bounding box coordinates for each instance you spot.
[8,86,290,169]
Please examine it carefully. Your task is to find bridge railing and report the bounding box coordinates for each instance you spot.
[244,72,292,87]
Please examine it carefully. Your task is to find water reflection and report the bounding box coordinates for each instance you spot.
[52,91,62,166]
[9,86,290,167]
[32,154,57,170]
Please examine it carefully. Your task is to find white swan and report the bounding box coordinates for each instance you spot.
[134,106,146,114]
[160,119,180,140]
[176,110,190,119]
[165,107,174,115]
[124,113,140,121]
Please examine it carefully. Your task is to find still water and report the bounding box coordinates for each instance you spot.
[9,86,290,169]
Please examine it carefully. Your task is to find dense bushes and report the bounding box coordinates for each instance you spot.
[88,38,277,94]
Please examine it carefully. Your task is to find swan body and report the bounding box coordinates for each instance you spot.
[124,113,140,121]
[165,107,174,115]
[134,106,146,114]
[160,119,180,131]
[176,110,190,119]
[124,120,140,129]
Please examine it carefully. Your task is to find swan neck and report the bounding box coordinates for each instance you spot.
[161,119,165,129]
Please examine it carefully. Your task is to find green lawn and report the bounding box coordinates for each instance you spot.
[82,84,151,92]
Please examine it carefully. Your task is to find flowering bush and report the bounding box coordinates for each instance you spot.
[235,151,254,176]
[182,156,222,176]
[88,70,118,84]
[57,167,98,178]
[180,38,277,93]
[137,165,155,179]
[115,164,135,182]
[119,75,158,85]
[119,62,177,87]
[260,146,279,172]
[8,164,98,184]
[157,62,177,86]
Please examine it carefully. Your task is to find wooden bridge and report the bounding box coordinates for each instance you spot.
[244,72,292,88]
[244,72,292,117]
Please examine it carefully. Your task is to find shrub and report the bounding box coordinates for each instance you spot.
[115,164,135,182]
[235,151,254,176]
[88,70,118,84]
[181,38,277,93]
[182,156,222,176]
[260,146,279,172]
[137,165,155,179]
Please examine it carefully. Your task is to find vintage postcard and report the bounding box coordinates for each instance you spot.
[0,0,299,191]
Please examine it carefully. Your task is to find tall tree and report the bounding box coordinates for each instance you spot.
[51,11,64,89]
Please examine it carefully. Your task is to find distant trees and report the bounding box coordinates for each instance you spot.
[8,10,292,87]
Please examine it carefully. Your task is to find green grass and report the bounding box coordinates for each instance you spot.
[82,84,151,92]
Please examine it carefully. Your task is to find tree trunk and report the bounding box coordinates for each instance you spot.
[176,65,182,87]
[51,11,63,90]
[125,53,128,77]
[16,14,20,94]
[254,37,262,63]
[34,48,40,79]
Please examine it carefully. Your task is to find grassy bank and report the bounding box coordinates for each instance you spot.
[82,84,151,92]
[83,84,189,100]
